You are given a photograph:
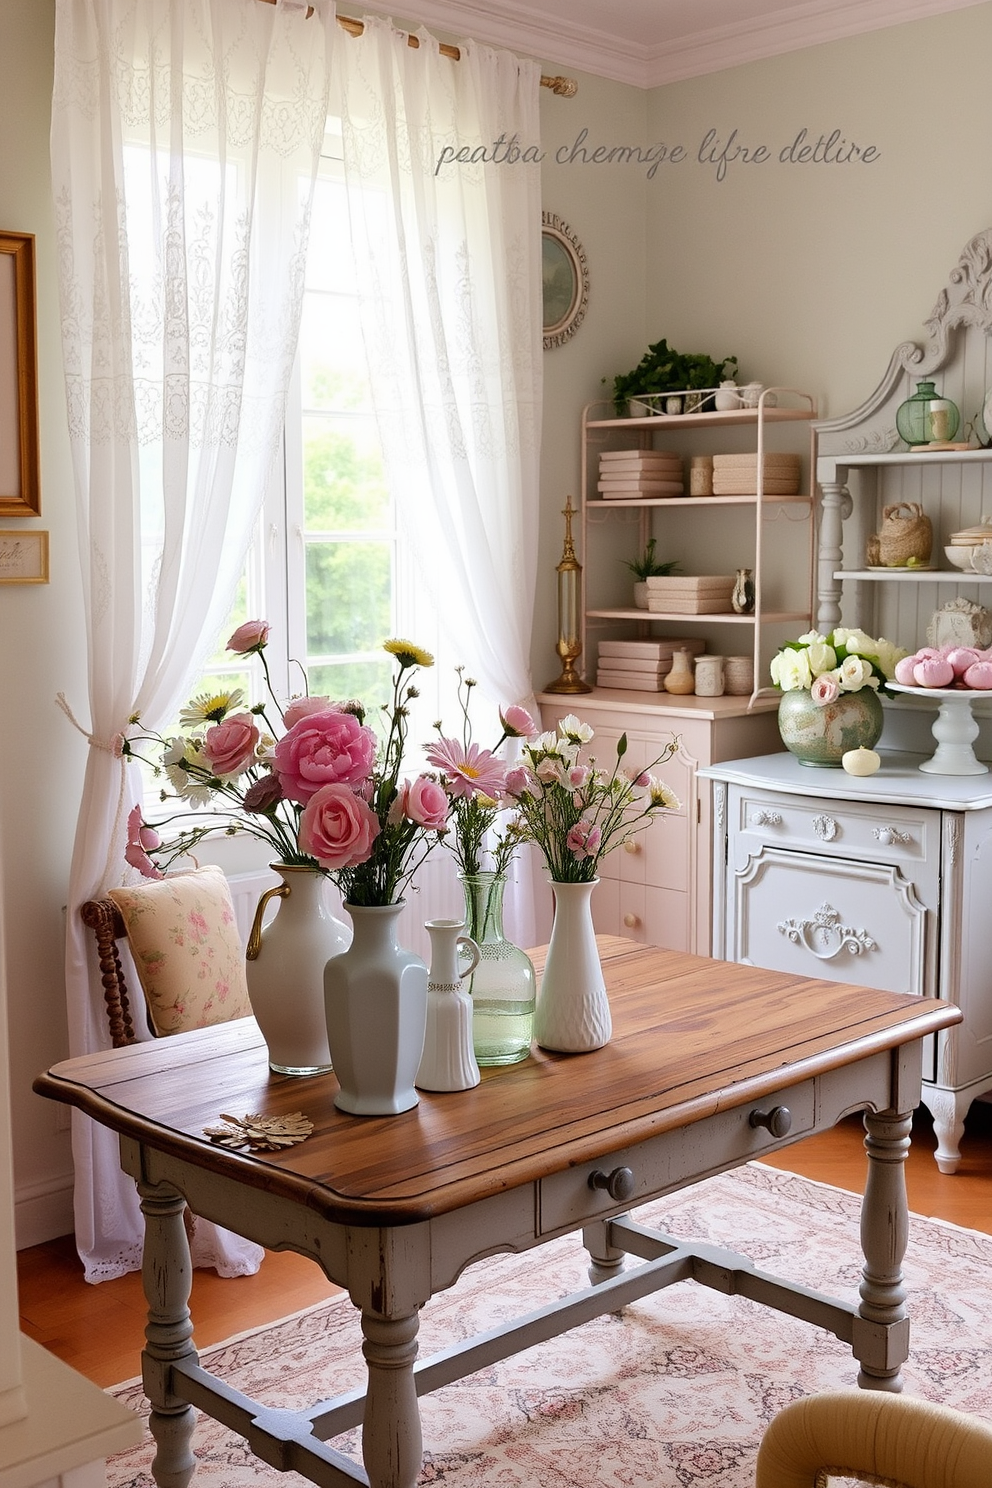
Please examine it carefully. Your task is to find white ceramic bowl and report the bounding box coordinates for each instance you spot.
[945,544,978,571]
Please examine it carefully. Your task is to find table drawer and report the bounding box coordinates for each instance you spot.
[730,787,937,872]
[537,1078,815,1235]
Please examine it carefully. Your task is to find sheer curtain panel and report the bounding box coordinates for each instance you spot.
[335,17,543,942]
[52,0,336,1281]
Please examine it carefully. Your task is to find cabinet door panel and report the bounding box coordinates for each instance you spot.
[728,845,936,997]
[947,812,992,1087]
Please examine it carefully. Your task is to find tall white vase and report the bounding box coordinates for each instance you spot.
[245,864,351,1076]
[417,919,481,1092]
[534,879,611,1053]
[323,902,428,1115]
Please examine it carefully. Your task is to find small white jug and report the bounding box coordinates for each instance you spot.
[416,920,482,1092]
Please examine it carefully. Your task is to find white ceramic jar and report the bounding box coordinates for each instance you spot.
[714,381,740,411]
[694,655,725,696]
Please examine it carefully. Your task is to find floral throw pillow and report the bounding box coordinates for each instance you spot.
[107,866,252,1037]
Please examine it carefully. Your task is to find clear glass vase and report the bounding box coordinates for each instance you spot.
[459,872,536,1066]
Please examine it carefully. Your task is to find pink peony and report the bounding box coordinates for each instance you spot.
[226,619,271,655]
[566,820,602,862]
[274,709,376,804]
[424,737,508,800]
[124,803,163,879]
[283,695,333,729]
[810,673,840,706]
[397,776,449,831]
[202,713,259,777]
[500,704,537,739]
[298,784,380,870]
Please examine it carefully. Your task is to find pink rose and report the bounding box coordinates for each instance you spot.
[299,784,380,870]
[124,803,163,879]
[226,619,271,655]
[202,713,259,777]
[398,776,449,830]
[274,709,376,803]
[810,674,840,706]
[283,695,333,729]
[500,704,537,739]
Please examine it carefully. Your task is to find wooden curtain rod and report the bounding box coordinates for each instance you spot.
[257,1,578,95]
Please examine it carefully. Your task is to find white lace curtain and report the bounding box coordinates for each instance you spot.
[52,0,337,1281]
[335,17,544,942]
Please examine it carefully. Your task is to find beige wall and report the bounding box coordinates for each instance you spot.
[641,4,992,420]
[1,0,87,1245]
[3,0,992,1246]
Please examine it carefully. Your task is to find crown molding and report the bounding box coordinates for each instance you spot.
[345,0,990,89]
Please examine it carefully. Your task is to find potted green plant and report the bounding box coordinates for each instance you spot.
[623,538,680,609]
[608,338,738,416]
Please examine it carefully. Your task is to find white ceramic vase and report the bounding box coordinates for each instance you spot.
[245,864,350,1076]
[323,902,428,1115]
[534,879,611,1053]
[416,920,481,1092]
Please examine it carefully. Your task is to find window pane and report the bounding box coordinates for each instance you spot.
[302,416,390,532]
[308,658,393,712]
[300,297,373,411]
[305,540,392,654]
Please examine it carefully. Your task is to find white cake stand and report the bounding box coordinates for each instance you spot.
[888,682,989,775]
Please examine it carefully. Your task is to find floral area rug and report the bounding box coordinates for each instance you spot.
[107,1162,992,1488]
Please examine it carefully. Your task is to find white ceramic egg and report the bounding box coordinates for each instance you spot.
[842,746,881,777]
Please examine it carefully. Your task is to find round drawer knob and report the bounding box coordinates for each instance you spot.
[623,913,640,928]
[624,840,641,855]
[588,1165,636,1202]
[749,1105,792,1138]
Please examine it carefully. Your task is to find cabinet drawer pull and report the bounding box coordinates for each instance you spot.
[589,1166,636,1202]
[749,1106,792,1138]
[873,826,913,846]
[624,840,641,855]
[623,913,640,929]
[812,814,838,841]
[750,809,782,827]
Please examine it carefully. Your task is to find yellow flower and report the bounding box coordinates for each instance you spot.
[383,638,434,669]
[179,687,246,726]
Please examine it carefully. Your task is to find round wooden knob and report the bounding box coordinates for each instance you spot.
[749,1105,792,1138]
[624,840,641,855]
[623,913,640,928]
[588,1166,636,1202]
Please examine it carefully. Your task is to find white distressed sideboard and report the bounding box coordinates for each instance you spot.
[702,750,992,1173]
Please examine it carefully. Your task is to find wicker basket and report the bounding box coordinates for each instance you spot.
[870,502,933,567]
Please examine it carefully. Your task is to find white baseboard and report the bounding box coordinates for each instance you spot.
[15,1172,74,1251]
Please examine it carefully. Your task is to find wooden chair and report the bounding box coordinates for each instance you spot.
[755,1389,992,1488]
[80,896,143,1048]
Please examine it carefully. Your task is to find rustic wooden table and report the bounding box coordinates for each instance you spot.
[34,937,960,1488]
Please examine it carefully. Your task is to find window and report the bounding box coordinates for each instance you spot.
[161,138,451,779]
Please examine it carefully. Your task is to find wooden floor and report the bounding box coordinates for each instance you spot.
[16,1101,992,1390]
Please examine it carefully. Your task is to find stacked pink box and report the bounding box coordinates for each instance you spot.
[596,637,706,691]
[597,449,684,499]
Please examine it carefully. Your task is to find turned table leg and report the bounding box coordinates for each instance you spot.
[138,1179,199,1488]
[360,1308,422,1488]
[857,1108,912,1392]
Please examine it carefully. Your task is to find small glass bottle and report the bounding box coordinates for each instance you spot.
[459,872,536,1065]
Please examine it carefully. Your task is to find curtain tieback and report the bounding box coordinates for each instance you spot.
[56,693,132,890]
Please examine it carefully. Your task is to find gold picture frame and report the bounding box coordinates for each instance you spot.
[0,231,41,517]
[0,528,48,584]
[542,212,589,351]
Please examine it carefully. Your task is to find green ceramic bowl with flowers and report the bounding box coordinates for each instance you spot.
[770,628,908,767]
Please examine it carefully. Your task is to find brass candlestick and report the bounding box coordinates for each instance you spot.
[544,495,592,694]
